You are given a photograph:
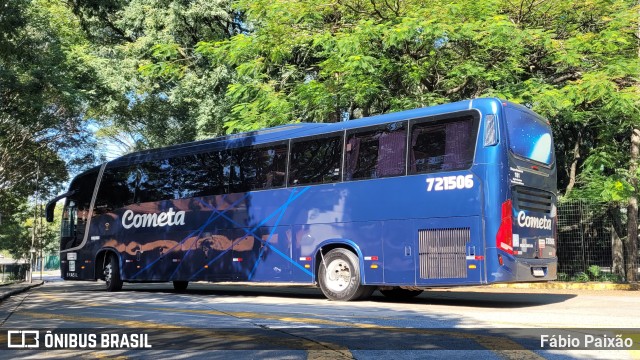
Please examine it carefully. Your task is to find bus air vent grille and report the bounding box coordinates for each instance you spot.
[513,186,553,214]
[418,227,470,279]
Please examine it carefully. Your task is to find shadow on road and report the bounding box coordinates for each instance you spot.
[108,282,577,308]
[391,290,577,308]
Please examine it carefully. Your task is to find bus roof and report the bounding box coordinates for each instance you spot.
[107,97,507,167]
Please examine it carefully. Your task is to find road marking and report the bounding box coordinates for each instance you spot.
[15,309,544,359]
[13,310,351,355]
[27,291,544,359]
[93,352,128,360]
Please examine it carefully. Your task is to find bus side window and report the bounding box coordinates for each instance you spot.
[264,145,287,188]
[193,151,229,197]
[239,144,287,191]
[163,153,221,199]
[138,160,176,203]
[409,115,475,174]
[345,121,407,180]
[289,134,343,186]
[94,167,136,214]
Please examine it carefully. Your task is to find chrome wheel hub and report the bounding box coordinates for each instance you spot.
[325,259,351,292]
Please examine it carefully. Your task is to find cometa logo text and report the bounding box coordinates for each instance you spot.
[517,211,552,230]
[122,208,186,229]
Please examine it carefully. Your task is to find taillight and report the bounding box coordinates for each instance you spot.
[496,199,514,255]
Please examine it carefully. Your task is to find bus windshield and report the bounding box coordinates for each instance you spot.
[60,170,98,251]
[505,107,554,165]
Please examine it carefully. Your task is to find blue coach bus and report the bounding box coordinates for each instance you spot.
[46,98,557,301]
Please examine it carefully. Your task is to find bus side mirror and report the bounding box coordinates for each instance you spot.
[45,200,57,222]
[45,190,75,222]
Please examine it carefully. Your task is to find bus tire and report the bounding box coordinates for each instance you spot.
[379,287,423,299]
[173,281,189,292]
[318,248,372,301]
[104,254,123,292]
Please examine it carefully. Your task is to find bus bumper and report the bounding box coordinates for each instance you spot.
[490,255,558,283]
[512,258,557,282]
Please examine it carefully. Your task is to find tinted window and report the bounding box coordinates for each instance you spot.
[345,122,407,180]
[165,155,206,199]
[289,134,342,186]
[230,144,287,192]
[195,151,230,196]
[94,167,136,214]
[96,143,288,208]
[505,107,554,165]
[68,171,99,212]
[135,153,225,202]
[409,115,476,173]
[137,160,175,203]
[261,145,287,188]
[134,152,228,202]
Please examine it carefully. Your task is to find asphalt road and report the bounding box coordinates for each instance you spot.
[0,277,638,359]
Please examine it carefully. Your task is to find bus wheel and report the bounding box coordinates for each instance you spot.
[318,248,373,301]
[379,287,423,299]
[173,281,189,292]
[104,255,123,292]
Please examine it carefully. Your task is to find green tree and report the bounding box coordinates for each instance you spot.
[523,0,639,281]
[0,0,102,257]
[195,0,540,132]
[68,0,244,150]
[0,202,59,261]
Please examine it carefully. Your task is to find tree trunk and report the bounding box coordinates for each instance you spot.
[609,206,626,278]
[612,223,625,278]
[565,132,581,196]
[627,127,640,282]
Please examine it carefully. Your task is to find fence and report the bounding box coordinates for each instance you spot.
[0,254,58,283]
[34,255,60,271]
[557,199,639,281]
[44,255,60,270]
[0,263,29,283]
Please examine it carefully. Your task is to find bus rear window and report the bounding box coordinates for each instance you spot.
[505,107,554,165]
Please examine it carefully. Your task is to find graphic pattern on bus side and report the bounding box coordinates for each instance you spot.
[186,187,314,280]
[130,193,250,279]
[130,187,314,281]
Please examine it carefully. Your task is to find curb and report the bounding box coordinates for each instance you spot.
[0,281,44,301]
[489,282,639,291]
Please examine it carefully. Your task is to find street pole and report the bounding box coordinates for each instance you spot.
[29,157,39,283]
[29,229,34,283]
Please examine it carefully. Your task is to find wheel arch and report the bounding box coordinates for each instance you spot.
[94,248,121,280]
[313,239,365,284]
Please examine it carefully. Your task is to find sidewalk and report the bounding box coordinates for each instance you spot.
[488,281,639,291]
[0,280,44,301]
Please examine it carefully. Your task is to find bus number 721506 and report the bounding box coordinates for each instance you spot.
[426,175,474,192]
